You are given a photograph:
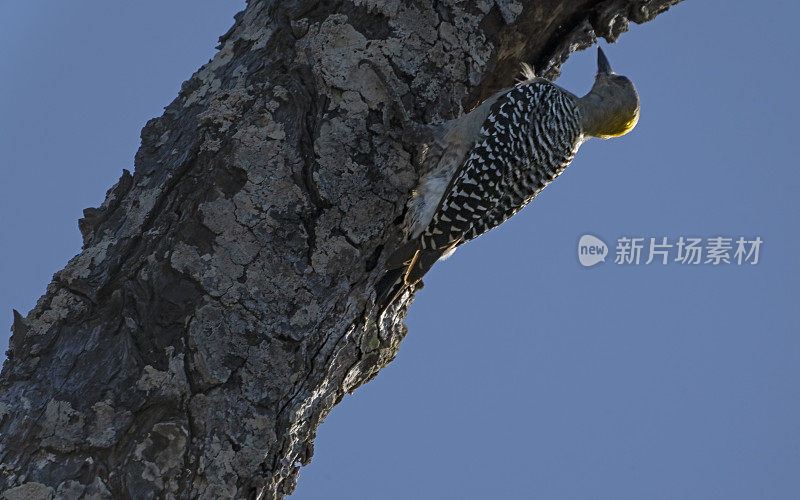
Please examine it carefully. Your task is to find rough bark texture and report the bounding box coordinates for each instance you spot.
[0,0,682,497]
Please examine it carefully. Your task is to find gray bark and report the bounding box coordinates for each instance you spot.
[0,0,682,497]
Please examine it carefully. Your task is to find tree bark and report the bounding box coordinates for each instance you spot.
[0,0,682,497]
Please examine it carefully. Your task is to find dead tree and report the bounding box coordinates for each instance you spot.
[0,0,682,497]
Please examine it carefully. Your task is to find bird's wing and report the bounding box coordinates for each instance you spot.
[421,83,538,251]
[475,85,581,244]
[386,89,510,272]
[388,86,530,285]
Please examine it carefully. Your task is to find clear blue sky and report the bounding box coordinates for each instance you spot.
[1,2,799,499]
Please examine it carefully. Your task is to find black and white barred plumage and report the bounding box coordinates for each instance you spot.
[386,79,583,286]
[377,48,640,312]
[420,81,580,253]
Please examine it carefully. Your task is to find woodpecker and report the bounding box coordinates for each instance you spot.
[376,47,640,311]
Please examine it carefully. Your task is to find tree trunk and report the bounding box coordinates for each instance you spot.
[0,0,682,497]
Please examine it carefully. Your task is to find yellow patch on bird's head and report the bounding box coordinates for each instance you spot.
[596,105,640,139]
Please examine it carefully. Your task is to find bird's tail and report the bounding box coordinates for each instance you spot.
[373,267,407,317]
[373,238,450,317]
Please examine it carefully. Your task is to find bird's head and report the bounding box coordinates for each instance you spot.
[579,47,640,139]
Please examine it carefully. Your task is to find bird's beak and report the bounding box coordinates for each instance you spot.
[597,47,613,75]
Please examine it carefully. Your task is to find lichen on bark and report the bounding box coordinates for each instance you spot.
[0,0,682,497]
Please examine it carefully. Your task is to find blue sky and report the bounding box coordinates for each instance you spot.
[1,2,799,499]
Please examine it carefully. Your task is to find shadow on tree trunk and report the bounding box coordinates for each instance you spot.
[0,0,682,497]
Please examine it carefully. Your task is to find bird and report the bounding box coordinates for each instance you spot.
[375,47,640,314]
